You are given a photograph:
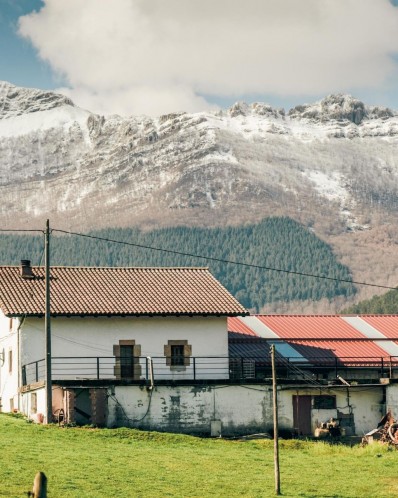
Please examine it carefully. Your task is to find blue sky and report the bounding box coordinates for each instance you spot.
[0,1,56,89]
[2,0,398,116]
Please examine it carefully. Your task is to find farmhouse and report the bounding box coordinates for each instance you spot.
[229,315,398,436]
[0,262,247,427]
[1,260,398,437]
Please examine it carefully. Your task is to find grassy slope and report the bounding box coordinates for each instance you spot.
[1,415,397,497]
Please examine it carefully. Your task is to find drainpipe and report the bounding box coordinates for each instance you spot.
[147,357,154,390]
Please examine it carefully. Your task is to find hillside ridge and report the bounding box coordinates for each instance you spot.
[1,82,397,312]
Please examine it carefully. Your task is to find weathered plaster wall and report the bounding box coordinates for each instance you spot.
[386,384,398,418]
[109,384,274,435]
[107,384,384,436]
[20,387,46,421]
[279,387,383,435]
[21,315,229,380]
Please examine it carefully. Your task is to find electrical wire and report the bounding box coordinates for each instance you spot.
[1,225,395,290]
[107,391,153,423]
[0,229,44,233]
[51,228,396,290]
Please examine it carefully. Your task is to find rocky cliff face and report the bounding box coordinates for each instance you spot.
[1,82,398,309]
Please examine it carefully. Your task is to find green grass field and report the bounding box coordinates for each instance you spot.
[1,414,397,497]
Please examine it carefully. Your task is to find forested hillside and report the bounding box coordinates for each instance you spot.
[342,288,398,314]
[0,218,355,311]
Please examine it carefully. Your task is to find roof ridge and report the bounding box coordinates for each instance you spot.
[0,265,210,270]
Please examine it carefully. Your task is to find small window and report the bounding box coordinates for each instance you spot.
[164,340,192,368]
[171,345,185,367]
[31,393,37,414]
[8,349,12,374]
[313,395,336,410]
[9,398,14,412]
[113,340,141,380]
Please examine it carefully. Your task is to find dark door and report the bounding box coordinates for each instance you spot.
[120,345,135,379]
[292,395,312,435]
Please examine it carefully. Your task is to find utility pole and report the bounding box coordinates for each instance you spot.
[271,344,281,495]
[45,219,52,424]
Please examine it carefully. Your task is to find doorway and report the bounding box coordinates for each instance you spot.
[292,395,312,435]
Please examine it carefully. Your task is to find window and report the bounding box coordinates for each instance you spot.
[8,349,12,374]
[120,345,135,378]
[31,393,37,414]
[171,345,184,367]
[113,340,141,380]
[313,395,336,410]
[164,340,192,368]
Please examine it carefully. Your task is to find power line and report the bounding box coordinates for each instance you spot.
[0,229,43,233]
[52,228,396,291]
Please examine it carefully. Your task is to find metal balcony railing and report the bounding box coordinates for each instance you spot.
[21,355,398,386]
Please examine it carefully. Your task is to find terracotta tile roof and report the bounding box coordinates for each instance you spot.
[0,266,248,317]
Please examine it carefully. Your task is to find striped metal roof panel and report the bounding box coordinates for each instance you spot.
[258,315,389,360]
[228,316,258,336]
[361,316,398,343]
[0,266,248,317]
[228,315,392,362]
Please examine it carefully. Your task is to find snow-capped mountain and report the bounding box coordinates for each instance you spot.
[1,81,398,307]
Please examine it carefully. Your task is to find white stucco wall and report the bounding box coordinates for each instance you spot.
[386,384,398,418]
[109,384,273,434]
[16,380,386,435]
[278,387,383,436]
[20,387,46,421]
[21,315,229,382]
[107,384,384,436]
[0,313,20,412]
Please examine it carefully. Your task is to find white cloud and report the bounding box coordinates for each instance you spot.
[18,0,398,116]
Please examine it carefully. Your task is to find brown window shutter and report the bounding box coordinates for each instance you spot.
[183,344,192,366]
[164,345,172,366]
[113,345,121,378]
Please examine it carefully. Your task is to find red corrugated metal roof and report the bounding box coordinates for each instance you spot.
[361,316,398,342]
[228,315,391,362]
[259,315,389,361]
[0,266,248,317]
[228,317,258,336]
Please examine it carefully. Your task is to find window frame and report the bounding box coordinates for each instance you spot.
[113,340,141,380]
[164,340,192,369]
[312,395,336,410]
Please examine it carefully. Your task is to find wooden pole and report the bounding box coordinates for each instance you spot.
[45,220,52,424]
[271,344,281,495]
[28,471,47,497]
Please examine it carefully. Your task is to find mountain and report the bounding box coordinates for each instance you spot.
[1,81,398,312]
[0,218,355,312]
[342,287,398,314]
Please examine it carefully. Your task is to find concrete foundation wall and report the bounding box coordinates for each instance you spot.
[109,384,274,435]
[108,384,385,436]
[19,382,387,436]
